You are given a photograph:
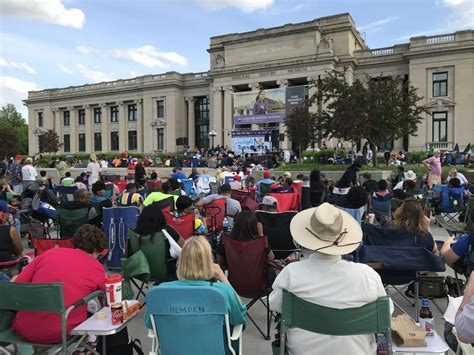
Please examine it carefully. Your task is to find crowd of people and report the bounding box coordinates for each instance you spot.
[0,148,473,354]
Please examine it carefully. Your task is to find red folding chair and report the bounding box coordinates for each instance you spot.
[202,198,226,232]
[116,180,128,193]
[164,212,195,240]
[268,192,301,212]
[146,180,163,194]
[222,236,272,339]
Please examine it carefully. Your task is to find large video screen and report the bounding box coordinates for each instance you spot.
[231,131,272,154]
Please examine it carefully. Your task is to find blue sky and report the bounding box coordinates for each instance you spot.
[1,0,473,120]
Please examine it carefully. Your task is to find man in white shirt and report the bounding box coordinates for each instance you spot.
[270,203,391,355]
[21,157,37,191]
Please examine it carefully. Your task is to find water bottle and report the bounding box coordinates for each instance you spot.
[419,297,434,336]
[223,217,229,232]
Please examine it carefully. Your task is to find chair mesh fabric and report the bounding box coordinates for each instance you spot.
[255,211,297,260]
[268,192,300,212]
[58,208,89,238]
[164,212,195,240]
[146,181,163,195]
[203,198,226,231]
[223,236,267,298]
[0,282,65,313]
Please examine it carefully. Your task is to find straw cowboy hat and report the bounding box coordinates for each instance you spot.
[404,170,417,181]
[290,203,362,255]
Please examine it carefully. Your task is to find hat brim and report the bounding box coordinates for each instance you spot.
[290,207,362,255]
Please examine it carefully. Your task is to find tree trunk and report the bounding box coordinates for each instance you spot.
[299,143,303,164]
[369,141,377,167]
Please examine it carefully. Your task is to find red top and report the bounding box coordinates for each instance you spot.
[13,248,106,344]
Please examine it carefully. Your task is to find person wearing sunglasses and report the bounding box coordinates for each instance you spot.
[269,203,392,355]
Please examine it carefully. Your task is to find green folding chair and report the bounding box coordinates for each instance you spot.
[58,208,89,238]
[260,183,273,197]
[275,291,392,355]
[0,281,103,354]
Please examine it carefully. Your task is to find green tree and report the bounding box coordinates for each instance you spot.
[38,130,62,155]
[0,104,28,155]
[314,71,427,166]
[0,127,21,159]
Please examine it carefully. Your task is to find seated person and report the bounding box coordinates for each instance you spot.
[196,168,215,195]
[188,167,199,181]
[39,170,54,190]
[145,236,246,330]
[389,198,437,253]
[393,170,417,191]
[272,178,294,193]
[455,272,474,343]
[169,178,186,196]
[143,181,178,207]
[0,217,22,263]
[173,195,194,217]
[256,171,275,196]
[196,183,242,218]
[259,196,278,212]
[447,168,468,186]
[0,178,14,202]
[269,203,391,354]
[170,167,186,181]
[12,225,106,344]
[37,180,60,207]
[90,181,113,216]
[118,182,143,207]
[374,179,391,198]
[362,172,378,194]
[61,172,75,187]
[334,186,368,224]
[74,176,87,190]
[61,188,99,225]
[229,175,243,190]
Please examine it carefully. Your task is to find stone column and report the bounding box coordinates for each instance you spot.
[223,86,233,148]
[101,104,109,152]
[248,83,260,131]
[118,101,127,152]
[185,97,195,149]
[53,109,62,153]
[135,99,143,152]
[211,86,223,147]
[69,107,77,153]
[85,105,94,153]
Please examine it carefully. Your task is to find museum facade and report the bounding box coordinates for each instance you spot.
[25,13,474,155]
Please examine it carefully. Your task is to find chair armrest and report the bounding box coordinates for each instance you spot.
[268,261,284,271]
[148,329,155,338]
[70,290,105,310]
[230,324,243,341]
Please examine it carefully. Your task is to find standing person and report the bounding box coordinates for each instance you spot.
[21,157,37,192]
[87,153,101,187]
[253,90,268,115]
[56,158,69,182]
[7,155,23,195]
[423,149,442,188]
[135,159,146,187]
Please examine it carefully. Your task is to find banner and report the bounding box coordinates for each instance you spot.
[233,88,286,125]
[231,131,272,154]
[285,86,306,116]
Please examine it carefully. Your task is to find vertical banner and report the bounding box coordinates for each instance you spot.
[285,86,306,116]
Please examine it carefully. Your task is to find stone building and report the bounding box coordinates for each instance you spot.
[25,13,474,155]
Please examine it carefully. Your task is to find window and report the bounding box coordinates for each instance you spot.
[63,110,70,126]
[38,112,43,127]
[94,132,102,151]
[63,134,70,152]
[111,131,119,151]
[433,72,447,97]
[157,100,165,119]
[432,112,447,142]
[128,130,137,150]
[94,107,102,124]
[194,97,210,148]
[78,109,85,125]
[157,128,164,150]
[128,104,137,121]
[110,106,119,123]
[78,133,86,152]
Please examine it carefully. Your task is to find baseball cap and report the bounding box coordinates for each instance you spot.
[233,175,241,181]
[263,171,271,179]
[261,196,278,207]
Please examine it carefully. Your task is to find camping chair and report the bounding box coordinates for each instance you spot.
[276,291,392,355]
[180,178,197,197]
[432,184,467,223]
[164,212,195,240]
[154,196,175,212]
[231,190,259,213]
[146,285,243,355]
[57,208,89,239]
[268,192,300,212]
[0,281,104,355]
[369,193,392,220]
[259,183,273,197]
[355,224,446,321]
[255,211,300,260]
[116,180,127,193]
[222,236,272,340]
[126,230,169,300]
[203,198,227,232]
[145,180,162,195]
[56,186,77,204]
[209,182,219,195]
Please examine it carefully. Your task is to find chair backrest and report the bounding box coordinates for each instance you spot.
[181,179,196,196]
[209,182,219,195]
[281,290,391,336]
[268,192,300,212]
[146,180,163,195]
[146,284,229,355]
[260,183,273,196]
[222,236,268,298]
[231,189,256,202]
[155,196,175,212]
[116,180,128,193]
[164,212,195,240]
[57,186,77,203]
[58,207,89,238]
[370,194,392,217]
[255,211,297,260]
[128,230,168,282]
[203,198,226,231]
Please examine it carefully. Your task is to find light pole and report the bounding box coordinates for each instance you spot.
[209,130,217,148]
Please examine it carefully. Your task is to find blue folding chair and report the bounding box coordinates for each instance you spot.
[433,184,466,223]
[181,178,197,197]
[370,193,392,220]
[146,284,243,355]
[56,186,77,203]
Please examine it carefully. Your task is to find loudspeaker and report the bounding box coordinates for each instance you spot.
[264,132,270,142]
[279,133,285,142]
[182,137,188,145]
[176,138,183,145]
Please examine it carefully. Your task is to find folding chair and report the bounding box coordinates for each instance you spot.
[433,184,467,223]
[57,208,89,239]
[56,186,77,204]
[145,180,162,195]
[223,236,272,339]
[146,285,243,355]
[356,224,446,321]
[255,211,300,260]
[153,196,175,212]
[277,291,392,355]
[369,193,392,220]
[163,212,195,240]
[203,198,226,232]
[231,191,259,213]
[0,281,103,355]
[268,192,300,212]
[116,180,128,193]
[259,183,273,197]
[180,178,197,197]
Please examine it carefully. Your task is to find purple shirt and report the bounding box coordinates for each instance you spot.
[426,156,441,177]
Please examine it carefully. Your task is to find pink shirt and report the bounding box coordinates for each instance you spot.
[13,248,106,344]
[426,156,441,177]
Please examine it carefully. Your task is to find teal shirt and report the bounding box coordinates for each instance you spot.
[145,279,246,328]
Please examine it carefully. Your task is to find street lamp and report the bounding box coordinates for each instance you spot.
[209,130,217,148]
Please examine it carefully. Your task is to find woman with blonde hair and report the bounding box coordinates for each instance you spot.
[145,236,246,328]
[390,197,438,253]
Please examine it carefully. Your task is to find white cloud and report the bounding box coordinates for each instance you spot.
[1,0,85,29]
[75,44,188,68]
[58,64,73,74]
[75,64,114,83]
[442,0,474,28]
[358,16,398,32]
[0,57,36,74]
[0,76,40,119]
[195,0,274,12]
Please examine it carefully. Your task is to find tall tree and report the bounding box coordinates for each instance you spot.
[0,127,20,159]
[38,130,62,155]
[0,104,28,155]
[314,71,427,166]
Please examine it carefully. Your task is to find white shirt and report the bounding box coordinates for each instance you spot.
[100,160,108,168]
[270,252,391,355]
[21,165,37,182]
[87,162,101,185]
[447,172,468,185]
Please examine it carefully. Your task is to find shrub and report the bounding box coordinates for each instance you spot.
[302,148,347,163]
